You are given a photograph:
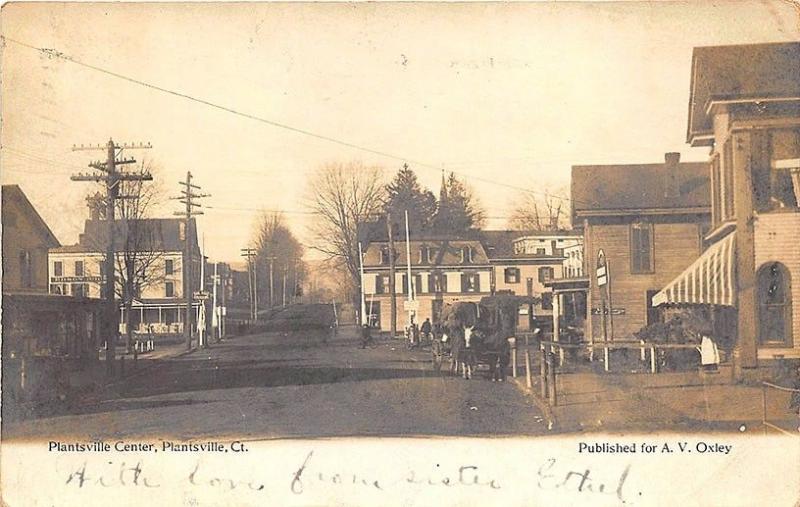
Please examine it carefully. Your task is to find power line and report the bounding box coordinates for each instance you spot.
[1,35,578,206]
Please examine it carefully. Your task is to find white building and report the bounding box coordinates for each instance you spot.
[48,217,202,334]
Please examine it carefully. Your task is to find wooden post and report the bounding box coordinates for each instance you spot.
[512,344,518,378]
[540,346,548,399]
[525,349,532,388]
[762,383,768,435]
[547,352,557,406]
[650,346,657,374]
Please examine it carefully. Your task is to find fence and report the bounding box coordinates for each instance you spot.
[509,334,711,407]
[762,381,800,436]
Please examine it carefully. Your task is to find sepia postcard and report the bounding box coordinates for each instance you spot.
[1,1,799,505]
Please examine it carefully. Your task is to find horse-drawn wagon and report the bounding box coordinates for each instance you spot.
[432,294,539,380]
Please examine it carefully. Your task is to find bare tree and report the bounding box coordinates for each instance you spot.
[85,160,166,352]
[509,186,571,231]
[306,161,385,310]
[252,211,305,310]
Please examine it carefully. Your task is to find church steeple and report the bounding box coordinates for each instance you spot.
[439,169,448,204]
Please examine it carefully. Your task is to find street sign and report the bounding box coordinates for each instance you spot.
[193,291,210,300]
[596,249,608,287]
[404,299,419,312]
[591,307,626,315]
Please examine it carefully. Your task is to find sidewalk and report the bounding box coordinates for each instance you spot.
[514,361,799,434]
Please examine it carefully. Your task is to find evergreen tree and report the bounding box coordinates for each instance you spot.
[432,172,485,233]
[383,164,437,234]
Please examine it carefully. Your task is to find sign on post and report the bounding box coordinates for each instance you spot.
[403,299,419,313]
[596,250,608,287]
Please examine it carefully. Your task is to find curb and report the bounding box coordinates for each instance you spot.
[510,376,559,431]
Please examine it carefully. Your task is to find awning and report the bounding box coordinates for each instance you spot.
[652,232,736,307]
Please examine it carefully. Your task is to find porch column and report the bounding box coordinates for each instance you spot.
[158,306,163,324]
[733,131,758,373]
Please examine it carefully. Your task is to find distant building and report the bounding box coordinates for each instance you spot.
[482,230,582,330]
[654,41,800,370]
[572,153,711,342]
[48,212,203,335]
[360,230,581,332]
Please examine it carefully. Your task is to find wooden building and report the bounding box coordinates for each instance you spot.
[653,42,800,372]
[572,154,711,343]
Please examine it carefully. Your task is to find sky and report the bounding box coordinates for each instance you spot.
[2,1,798,265]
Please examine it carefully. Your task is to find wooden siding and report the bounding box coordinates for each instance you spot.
[587,220,704,340]
[754,212,800,349]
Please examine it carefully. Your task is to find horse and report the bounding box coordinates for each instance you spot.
[459,325,479,380]
[482,330,511,382]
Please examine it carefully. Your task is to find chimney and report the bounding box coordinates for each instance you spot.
[664,152,680,199]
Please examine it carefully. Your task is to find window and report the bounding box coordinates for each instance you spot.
[538,267,554,283]
[379,247,391,266]
[419,246,429,264]
[54,261,63,277]
[768,129,800,209]
[535,248,546,256]
[504,267,520,284]
[541,292,553,310]
[72,283,88,298]
[757,262,793,346]
[165,259,174,275]
[165,281,175,298]
[460,246,473,264]
[526,278,534,296]
[429,272,446,293]
[19,250,32,288]
[462,273,480,292]
[711,153,722,225]
[630,222,654,274]
[376,275,388,294]
[75,260,84,277]
[722,139,735,220]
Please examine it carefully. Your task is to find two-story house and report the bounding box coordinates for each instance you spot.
[573,153,711,343]
[48,214,202,335]
[361,236,493,331]
[482,230,582,330]
[653,42,800,373]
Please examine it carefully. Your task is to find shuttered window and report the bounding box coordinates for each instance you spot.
[504,267,520,283]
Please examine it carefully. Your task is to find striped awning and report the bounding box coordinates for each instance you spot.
[651,232,736,307]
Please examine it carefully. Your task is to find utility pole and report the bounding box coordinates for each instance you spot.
[173,171,209,351]
[266,256,275,308]
[71,139,152,377]
[282,266,287,307]
[211,262,220,343]
[240,248,257,320]
[387,215,397,338]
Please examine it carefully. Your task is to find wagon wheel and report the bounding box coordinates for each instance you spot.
[431,340,443,371]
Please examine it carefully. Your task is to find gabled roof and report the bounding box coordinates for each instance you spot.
[479,230,578,260]
[687,41,800,144]
[571,160,710,218]
[53,217,199,254]
[1,184,60,247]
[364,238,490,266]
